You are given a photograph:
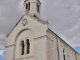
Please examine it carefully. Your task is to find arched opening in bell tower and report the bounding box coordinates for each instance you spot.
[26,2,30,11]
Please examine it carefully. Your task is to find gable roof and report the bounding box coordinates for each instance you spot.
[6,14,48,37]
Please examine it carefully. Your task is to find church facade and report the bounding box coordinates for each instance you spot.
[5,0,80,60]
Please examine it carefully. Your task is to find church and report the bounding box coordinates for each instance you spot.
[5,0,80,60]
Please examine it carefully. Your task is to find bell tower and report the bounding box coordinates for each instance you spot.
[24,0,41,16]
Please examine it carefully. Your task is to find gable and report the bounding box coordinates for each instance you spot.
[6,14,48,46]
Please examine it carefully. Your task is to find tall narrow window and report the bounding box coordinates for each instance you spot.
[52,40,54,48]
[63,49,65,60]
[26,4,28,9]
[28,2,30,11]
[26,39,30,54]
[21,41,25,55]
[63,54,65,60]
[37,3,40,12]
[63,49,64,53]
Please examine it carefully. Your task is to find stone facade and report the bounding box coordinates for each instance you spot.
[5,0,80,60]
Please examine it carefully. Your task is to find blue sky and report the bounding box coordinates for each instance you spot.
[0,0,80,60]
[0,47,5,60]
[74,47,80,53]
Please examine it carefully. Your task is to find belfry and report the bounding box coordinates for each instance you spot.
[24,0,41,17]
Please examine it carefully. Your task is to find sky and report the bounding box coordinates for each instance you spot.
[0,0,80,60]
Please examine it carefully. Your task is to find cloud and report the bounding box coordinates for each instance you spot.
[0,46,5,57]
[17,0,24,12]
[0,50,4,57]
[40,0,80,47]
[0,35,6,46]
[0,0,23,47]
[0,50,3,55]
[0,0,80,49]
[0,47,5,57]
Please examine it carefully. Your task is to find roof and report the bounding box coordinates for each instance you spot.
[48,28,79,54]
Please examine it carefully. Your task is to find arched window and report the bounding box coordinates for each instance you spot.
[26,2,30,11]
[52,40,54,48]
[26,4,28,9]
[28,2,30,11]
[26,39,30,54]
[21,41,25,55]
[63,49,65,60]
[20,39,30,55]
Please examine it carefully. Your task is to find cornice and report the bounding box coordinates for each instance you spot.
[34,35,47,40]
[6,44,15,48]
